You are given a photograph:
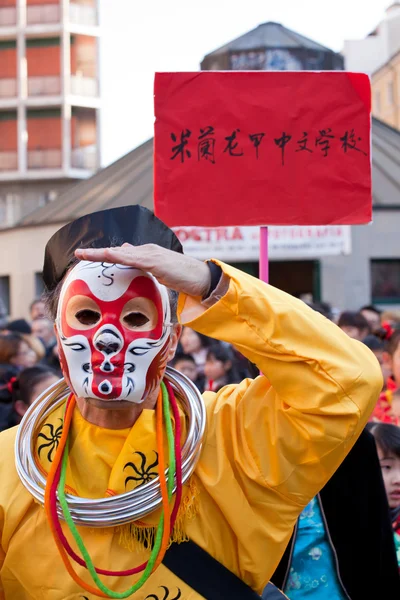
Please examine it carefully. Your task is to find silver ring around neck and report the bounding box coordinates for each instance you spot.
[15,366,206,527]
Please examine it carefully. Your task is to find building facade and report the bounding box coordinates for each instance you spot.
[0,20,400,318]
[371,49,400,129]
[201,21,344,72]
[2,114,399,320]
[0,0,100,227]
[344,3,400,75]
[343,3,400,130]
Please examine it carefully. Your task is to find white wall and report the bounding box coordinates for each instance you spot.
[343,37,386,74]
[0,223,64,319]
[321,210,400,311]
[386,4,400,57]
[344,6,400,74]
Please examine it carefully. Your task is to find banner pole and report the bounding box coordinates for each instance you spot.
[259,226,269,284]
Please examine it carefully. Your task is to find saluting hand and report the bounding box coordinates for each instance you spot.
[75,243,211,298]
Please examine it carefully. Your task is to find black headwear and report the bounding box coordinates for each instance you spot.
[43,206,183,291]
[4,319,32,335]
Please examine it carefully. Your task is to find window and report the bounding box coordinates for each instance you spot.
[0,275,10,316]
[371,259,400,303]
[27,108,61,120]
[26,38,60,48]
[0,40,16,50]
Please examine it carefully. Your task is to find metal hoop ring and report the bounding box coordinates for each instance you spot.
[15,366,206,527]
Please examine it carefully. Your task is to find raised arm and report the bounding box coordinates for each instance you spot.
[178,260,383,503]
[75,244,383,503]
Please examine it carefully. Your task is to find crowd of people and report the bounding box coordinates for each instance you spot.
[0,298,60,430]
[174,301,400,587]
[1,292,400,595]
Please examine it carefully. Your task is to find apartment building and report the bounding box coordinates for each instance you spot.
[0,0,100,228]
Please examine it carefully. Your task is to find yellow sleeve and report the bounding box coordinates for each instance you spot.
[0,490,5,599]
[178,260,383,505]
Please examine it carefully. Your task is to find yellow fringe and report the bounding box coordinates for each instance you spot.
[118,477,200,553]
[119,523,156,553]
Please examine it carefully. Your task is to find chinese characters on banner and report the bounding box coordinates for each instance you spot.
[154,72,372,227]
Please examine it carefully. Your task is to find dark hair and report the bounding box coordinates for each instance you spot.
[206,343,234,362]
[0,334,26,363]
[4,319,32,335]
[360,304,382,316]
[44,257,179,323]
[369,423,400,459]
[310,302,333,320]
[195,332,213,349]
[0,364,19,403]
[171,352,196,367]
[206,344,240,385]
[10,365,58,406]
[386,329,400,357]
[43,257,78,319]
[362,335,385,351]
[338,311,370,332]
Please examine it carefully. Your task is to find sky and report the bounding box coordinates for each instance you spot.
[99,0,391,167]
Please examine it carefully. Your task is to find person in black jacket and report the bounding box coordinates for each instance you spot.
[269,428,400,599]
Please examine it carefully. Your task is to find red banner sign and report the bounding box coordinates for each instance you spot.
[154,71,371,227]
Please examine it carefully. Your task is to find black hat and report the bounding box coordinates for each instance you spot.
[43,206,183,291]
[4,319,32,335]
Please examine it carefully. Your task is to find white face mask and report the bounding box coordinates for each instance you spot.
[56,261,172,404]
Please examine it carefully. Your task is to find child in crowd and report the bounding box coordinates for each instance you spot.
[0,319,32,335]
[0,364,19,432]
[180,327,213,375]
[337,311,370,341]
[371,330,400,424]
[270,428,400,598]
[204,344,240,392]
[0,364,59,431]
[391,389,400,423]
[29,297,47,321]
[10,365,59,421]
[363,335,391,390]
[170,352,205,393]
[369,422,400,569]
[360,304,382,333]
[0,333,38,370]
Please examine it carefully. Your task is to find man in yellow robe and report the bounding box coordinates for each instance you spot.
[0,206,382,599]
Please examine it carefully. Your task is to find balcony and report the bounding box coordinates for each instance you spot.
[0,79,17,98]
[70,74,97,96]
[28,76,61,96]
[69,3,97,26]
[0,151,17,171]
[28,148,61,169]
[71,144,96,170]
[27,4,60,25]
[0,7,16,27]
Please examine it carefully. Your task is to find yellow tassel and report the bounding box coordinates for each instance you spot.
[118,477,200,552]
[119,522,156,553]
[181,477,200,523]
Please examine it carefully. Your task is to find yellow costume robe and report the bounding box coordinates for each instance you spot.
[0,262,382,599]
